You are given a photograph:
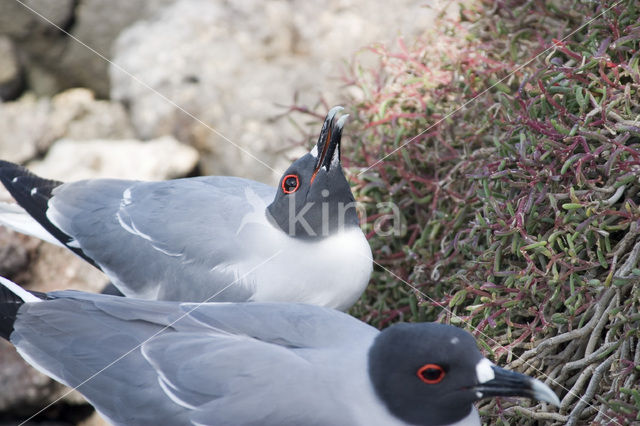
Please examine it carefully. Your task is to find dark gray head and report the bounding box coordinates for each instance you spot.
[368,322,560,426]
[267,106,359,239]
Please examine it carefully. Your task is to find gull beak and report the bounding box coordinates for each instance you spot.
[310,106,346,184]
[471,363,560,407]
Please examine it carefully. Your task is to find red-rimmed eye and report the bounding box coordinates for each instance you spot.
[417,364,446,384]
[282,174,300,194]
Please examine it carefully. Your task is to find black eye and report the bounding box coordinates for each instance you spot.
[417,364,446,384]
[282,174,300,194]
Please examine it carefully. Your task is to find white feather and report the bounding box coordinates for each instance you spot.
[0,202,64,247]
[0,276,42,303]
[246,223,373,311]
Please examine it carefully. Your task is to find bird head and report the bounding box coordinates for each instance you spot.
[267,106,359,239]
[368,322,560,426]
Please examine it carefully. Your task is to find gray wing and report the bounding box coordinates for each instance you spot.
[179,301,375,348]
[12,294,190,426]
[143,333,350,426]
[144,303,380,425]
[47,176,276,302]
[12,291,378,426]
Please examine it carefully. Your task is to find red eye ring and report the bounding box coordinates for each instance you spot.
[281,174,300,194]
[417,364,446,384]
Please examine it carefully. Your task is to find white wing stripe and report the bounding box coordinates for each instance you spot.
[0,276,42,303]
[116,210,183,257]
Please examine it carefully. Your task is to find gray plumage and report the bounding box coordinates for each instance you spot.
[1,281,560,426]
[50,176,273,302]
[0,107,372,310]
[12,291,381,426]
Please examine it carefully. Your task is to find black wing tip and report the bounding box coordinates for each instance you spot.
[0,161,101,270]
[0,160,63,208]
[0,159,23,171]
[0,159,63,191]
[0,160,25,188]
[0,160,36,182]
[0,283,46,340]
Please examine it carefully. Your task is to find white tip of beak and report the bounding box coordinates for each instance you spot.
[530,378,561,407]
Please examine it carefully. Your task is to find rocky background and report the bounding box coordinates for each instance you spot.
[0,0,458,424]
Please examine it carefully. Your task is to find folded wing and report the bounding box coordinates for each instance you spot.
[47,177,276,301]
[10,292,377,426]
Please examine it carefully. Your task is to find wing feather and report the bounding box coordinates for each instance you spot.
[47,177,275,302]
[12,293,377,425]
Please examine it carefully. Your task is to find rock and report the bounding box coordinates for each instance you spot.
[111,0,309,184]
[0,0,173,97]
[0,0,74,97]
[0,36,24,101]
[23,63,61,97]
[0,93,51,163]
[0,339,94,424]
[0,88,135,164]
[0,0,75,39]
[0,230,30,278]
[49,88,135,141]
[78,412,108,426]
[0,340,63,413]
[0,226,106,299]
[0,227,41,278]
[111,0,457,184]
[27,136,199,181]
[56,0,176,97]
[27,243,109,295]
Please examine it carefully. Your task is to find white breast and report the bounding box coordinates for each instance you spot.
[236,216,373,311]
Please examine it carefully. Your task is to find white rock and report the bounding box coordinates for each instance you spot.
[0,88,135,164]
[111,0,458,184]
[0,93,51,163]
[49,88,136,141]
[27,136,199,181]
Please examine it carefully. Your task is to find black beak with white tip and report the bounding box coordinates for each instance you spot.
[471,364,560,407]
[311,106,344,183]
[322,114,348,172]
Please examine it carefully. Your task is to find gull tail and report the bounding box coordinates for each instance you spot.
[0,202,64,247]
[0,160,69,246]
[0,276,44,340]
